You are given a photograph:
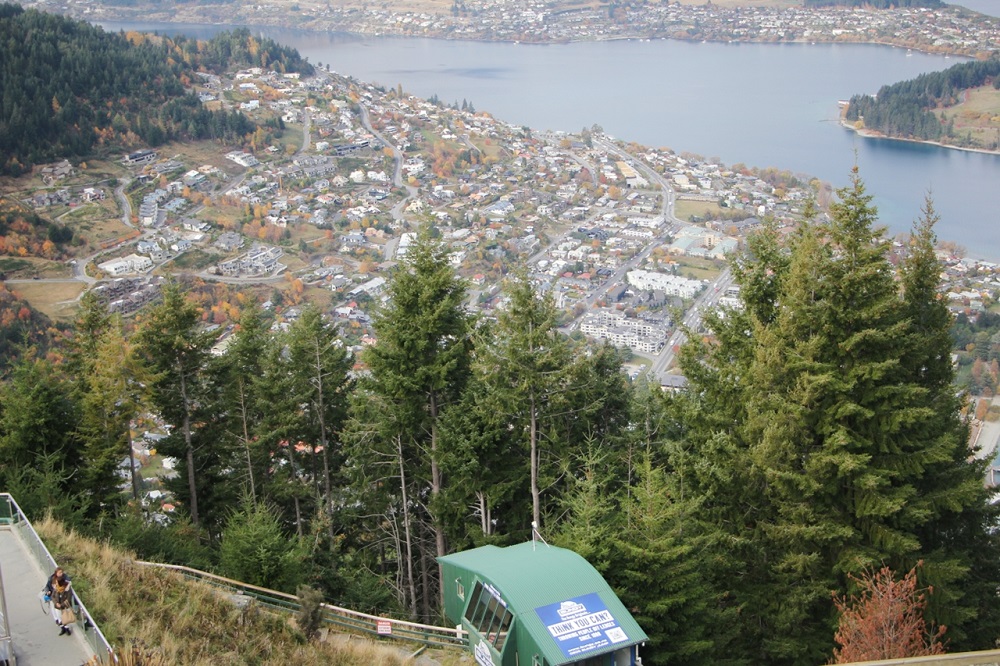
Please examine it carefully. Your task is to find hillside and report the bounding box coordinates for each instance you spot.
[0,7,312,175]
[844,57,1000,150]
[804,0,941,6]
[34,516,436,666]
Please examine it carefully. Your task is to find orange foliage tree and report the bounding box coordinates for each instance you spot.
[831,563,946,663]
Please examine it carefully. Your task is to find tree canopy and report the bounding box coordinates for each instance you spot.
[0,7,313,174]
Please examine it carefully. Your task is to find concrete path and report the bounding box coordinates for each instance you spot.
[0,525,95,666]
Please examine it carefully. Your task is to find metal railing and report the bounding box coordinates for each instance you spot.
[0,560,13,666]
[133,560,468,649]
[841,651,1000,666]
[0,493,117,664]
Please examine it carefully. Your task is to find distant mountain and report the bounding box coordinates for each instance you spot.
[0,6,312,175]
[804,0,942,7]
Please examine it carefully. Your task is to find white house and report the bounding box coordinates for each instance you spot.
[98,254,153,276]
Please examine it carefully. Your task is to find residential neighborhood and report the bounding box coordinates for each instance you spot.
[10,54,1000,393]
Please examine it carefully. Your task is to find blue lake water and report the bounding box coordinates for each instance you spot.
[99,22,1000,259]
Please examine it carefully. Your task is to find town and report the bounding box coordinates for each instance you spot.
[9,61,999,390]
[46,0,1000,58]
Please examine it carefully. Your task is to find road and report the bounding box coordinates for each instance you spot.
[563,136,737,381]
[297,108,311,156]
[358,103,419,225]
[648,268,734,381]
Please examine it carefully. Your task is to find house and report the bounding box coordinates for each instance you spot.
[347,276,386,298]
[215,231,245,252]
[98,254,153,276]
[123,150,157,166]
[81,187,105,202]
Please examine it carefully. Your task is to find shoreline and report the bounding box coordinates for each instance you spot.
[839,119,1000,158]
[74,7,998,60]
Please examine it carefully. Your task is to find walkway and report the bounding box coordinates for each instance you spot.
[0,523,96,666]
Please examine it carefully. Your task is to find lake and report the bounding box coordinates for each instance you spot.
[100,22,1000,259]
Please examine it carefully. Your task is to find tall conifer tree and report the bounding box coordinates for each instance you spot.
[359,231,472,614]
[680,170,1000,662]
[136,282,215,527]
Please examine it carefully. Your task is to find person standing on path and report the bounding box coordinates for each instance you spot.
[43,567,73,635]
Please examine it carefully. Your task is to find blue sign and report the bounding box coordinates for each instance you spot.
[534,593,630,659]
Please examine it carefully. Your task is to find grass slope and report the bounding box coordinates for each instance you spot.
[35,517,411,666]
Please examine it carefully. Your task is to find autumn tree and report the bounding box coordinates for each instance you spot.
[78,322,150,508]
[832,564,946,663]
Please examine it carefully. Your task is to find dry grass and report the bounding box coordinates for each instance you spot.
[936,86,1000,150]
[674,199,723,222]
[35,518,415,666]
[6,280,86,321]
[673,256,724,281]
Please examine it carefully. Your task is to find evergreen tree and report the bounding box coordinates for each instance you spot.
[78,322,149,511]
[474,272,570,529]
[286,304,353,535]
[219,495,304,592]
[357,231,473,614]
[897,198,1000,648]
[679,170,1000,662]
[611,456,719,666]
[213,300,270,503]
[0,353,81,491]
[255,336,317,539]
[135,282,215,527]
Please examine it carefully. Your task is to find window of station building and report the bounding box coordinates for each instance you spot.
[456,579,465,601]
[463,581,513,650]
[492,606,513,650]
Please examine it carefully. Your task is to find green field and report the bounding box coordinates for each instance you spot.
[674,198,723,222]
[936,86,1000,151]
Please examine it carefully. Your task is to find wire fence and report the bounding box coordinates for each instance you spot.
[0,493,117,664]
[133,560,468,650]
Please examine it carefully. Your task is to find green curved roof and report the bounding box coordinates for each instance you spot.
[439,542,647,665]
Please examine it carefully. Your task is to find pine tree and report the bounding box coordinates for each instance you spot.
[213,299,270,502]
[0,353,81,489]
[610,456,720,666]
[359,231,473,614]
[679,170,1000,662]
[896,198,1000,649]
[474,272,570,529]
[219,495,304,592]
[287,304,353,536]
[78,322,150,510]
[135,282,215,527]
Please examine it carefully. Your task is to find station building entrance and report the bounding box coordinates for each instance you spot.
[439,542,648,666]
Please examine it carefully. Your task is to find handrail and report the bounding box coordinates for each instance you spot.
[0,560,13,666]
[133,560,467,649]
[841,649,1000,665]
[0,493,117,664]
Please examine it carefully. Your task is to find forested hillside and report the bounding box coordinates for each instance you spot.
[0,7,311,175]
[0,197,75,258]
[1,175,998,665]
[845,57,1000,144]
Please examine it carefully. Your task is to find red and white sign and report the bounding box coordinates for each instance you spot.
[376,619,392,635]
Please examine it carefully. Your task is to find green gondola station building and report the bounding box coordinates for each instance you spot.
[438,542,648,666]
